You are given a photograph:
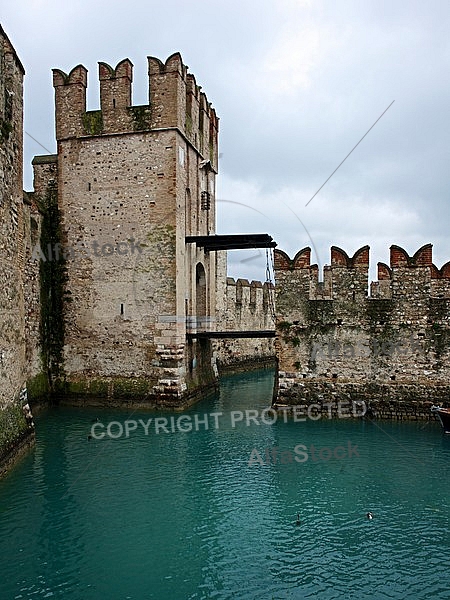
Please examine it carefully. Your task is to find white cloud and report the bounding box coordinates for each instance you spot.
[261,28,322,93]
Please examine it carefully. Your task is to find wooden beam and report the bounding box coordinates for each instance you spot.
[187,330,275,339]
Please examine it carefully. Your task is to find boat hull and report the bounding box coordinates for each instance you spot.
[431,406,450,433]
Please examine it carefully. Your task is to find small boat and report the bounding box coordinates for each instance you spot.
[431,405,450,433]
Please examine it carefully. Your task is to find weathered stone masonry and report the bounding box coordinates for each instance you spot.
[274,244,450,419]
[0,27,41,472]
[214,251,275,371]
[34,53,224,407]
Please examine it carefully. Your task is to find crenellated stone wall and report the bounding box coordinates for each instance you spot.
[274,244,450,419]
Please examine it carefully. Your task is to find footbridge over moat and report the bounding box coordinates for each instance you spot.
[187,232,277,341]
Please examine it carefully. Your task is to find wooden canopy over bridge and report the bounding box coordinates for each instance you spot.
[186,233,277,341]
[185,234,277,251]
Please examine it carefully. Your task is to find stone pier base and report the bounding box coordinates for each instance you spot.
[0,429,35,478]
[275,377,450,421]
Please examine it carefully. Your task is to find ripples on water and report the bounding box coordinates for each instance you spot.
[0,370,449,599]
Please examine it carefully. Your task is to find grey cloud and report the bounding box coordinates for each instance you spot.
[2,0,449,280]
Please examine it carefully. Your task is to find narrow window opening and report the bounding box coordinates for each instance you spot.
[113,98,116,108]
[88,182,91,191]
[120,303,124,315]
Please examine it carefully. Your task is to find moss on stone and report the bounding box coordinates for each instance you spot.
[429,322,450,360]
[304,300,335,333]
[112,378,150,398]
[66,379,110,398]
[68,378,154,399]
[0,404,29,461]
[82,110,103,136]
[65,381,84,395]
[39,182,68,394]
[129,105,151,131]
[90,380,109,397]
[366,299,393,324]
[277,321,292,331]
[26,372,49,403]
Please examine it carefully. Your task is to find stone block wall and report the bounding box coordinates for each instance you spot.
[0,26,41,470]
[274,244,450,418]
[25,155,59,400]
[214,251,276,371]
[0,26,26,409]
[22,191,44,392]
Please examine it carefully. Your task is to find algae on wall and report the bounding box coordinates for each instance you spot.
[0,403,30,463]
[38,181,68,394]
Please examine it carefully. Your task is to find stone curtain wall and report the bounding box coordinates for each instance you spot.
[22,190,45,398]
[214,251,276,371]
[28,156,61,399]
[274,244,450,418]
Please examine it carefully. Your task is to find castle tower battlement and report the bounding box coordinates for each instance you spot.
[274,245,370,302]
[371,243,450,299]
[52,53,219,170]
[223,277,274,315]
[99,59,133,134]
[52,65,87,140]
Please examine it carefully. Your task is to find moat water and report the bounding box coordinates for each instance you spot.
[0,370,449,599]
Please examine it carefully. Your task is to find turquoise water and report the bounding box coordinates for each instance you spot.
[0,370,449,599]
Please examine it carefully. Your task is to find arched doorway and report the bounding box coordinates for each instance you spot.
[187,262,216,392]
[196,262,207,331]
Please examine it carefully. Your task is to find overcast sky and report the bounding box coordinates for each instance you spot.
[3,0,450,282]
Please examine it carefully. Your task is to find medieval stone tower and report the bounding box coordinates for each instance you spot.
[38,53,220,406]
